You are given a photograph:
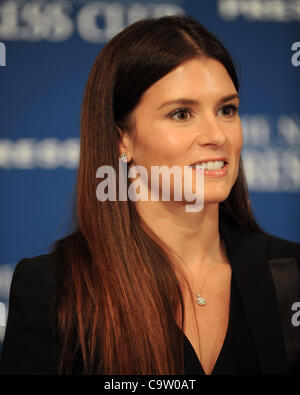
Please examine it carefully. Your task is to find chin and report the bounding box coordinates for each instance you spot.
[203,190,231,204]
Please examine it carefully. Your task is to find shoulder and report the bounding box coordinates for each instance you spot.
[13,250,60,283]
[259,234,300,374]
[220,212,300,262]
[260,232,300,261]
[0,250,63,374]
[10,250,62,311]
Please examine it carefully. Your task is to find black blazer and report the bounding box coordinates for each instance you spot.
[1,217,300,375]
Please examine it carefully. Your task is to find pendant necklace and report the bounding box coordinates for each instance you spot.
[194,256,216,306]
[183,240,222,306]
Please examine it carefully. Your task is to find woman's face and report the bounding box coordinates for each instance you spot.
[121,57,243,205]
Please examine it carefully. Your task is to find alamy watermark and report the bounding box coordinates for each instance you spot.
[291,302,300,327]
[0,302,6,327]
[96,159,205,212]
[291,42,300,67]
[0,42,6,66]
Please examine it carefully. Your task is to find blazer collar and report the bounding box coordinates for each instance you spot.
[219,214,287,374]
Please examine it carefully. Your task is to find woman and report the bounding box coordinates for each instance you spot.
[0,15,299,375]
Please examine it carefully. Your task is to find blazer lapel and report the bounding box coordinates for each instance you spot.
[220,216,287,374]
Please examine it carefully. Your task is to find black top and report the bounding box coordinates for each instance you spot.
[1,214,300,374]
[184,275,260,375]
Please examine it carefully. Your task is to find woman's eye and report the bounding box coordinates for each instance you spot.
[218,104,238,118]
[169,108,191,121]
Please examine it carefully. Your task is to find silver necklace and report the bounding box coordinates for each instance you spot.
[193,257,216,306]
[182,241,221,306]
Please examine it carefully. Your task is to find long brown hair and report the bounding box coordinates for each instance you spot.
[52,15,263,375]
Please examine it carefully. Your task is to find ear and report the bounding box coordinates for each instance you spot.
[117,126,133,162]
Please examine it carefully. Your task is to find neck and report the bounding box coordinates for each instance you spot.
[135,199,224,272]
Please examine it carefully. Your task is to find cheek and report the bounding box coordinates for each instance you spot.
[159,132,189,161]
[231,128,243,179]
[237,129,243,151]
[134,126,187,164]
[237,120,243,147]
[230,123,243,156]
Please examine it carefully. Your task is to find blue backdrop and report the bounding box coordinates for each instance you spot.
[0,0,299,346]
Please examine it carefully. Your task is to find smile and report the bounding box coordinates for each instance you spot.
[189,161,228,178]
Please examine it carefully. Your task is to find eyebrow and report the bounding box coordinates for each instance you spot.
[156,94,240,111]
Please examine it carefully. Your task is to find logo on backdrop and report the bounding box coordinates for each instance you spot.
[1,113,299,192]
[218,0,300,21]
[0,0,184,43]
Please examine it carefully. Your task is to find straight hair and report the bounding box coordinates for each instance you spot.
[52,15,263,374]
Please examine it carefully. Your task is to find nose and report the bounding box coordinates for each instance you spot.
[195,112,226,148]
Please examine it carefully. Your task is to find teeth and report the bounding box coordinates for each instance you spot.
[190,161,225,170]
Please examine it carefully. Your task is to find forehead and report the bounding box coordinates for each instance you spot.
[140,58,236,105]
